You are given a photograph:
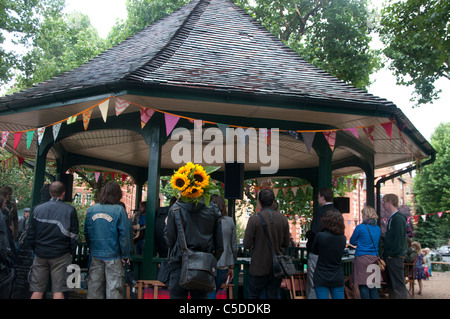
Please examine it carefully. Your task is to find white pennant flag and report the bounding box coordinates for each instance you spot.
[421,214,427,221]
[53,123,62,141]
[37,127,46,145]
[99,100,109,122]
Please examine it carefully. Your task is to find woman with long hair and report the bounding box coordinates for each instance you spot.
[312,208,347,299]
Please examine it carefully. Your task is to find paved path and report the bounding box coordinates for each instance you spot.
[409,271,450,299]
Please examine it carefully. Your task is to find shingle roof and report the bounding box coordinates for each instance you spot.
[0,0,392,110]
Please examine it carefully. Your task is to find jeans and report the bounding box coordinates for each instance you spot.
[87,256,124,299]
[314,286,344,299]
[247,273,281,299]
[359,285,379,299]
[306,253,318,299]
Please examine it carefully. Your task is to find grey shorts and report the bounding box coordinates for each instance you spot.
[29,253,72,293]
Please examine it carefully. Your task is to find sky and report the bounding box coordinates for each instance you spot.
[63,0,448,142]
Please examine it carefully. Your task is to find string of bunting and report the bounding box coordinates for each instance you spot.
[0,95,413,156]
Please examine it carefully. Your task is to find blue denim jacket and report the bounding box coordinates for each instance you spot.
[84,203,132,260]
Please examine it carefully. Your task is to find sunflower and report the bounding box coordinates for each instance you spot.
[177,162,196,176]
[182,185,204,199]
[170,172,189,191]
[193,167,209,188]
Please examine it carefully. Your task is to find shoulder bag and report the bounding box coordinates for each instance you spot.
[365,224,386,271]
[258,211,296,279]
[173,207,217,293]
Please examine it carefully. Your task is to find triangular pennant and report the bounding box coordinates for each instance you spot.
[26,130,35,149]
[95,172,100,182]
[1,131,9,148]
[140,107,155,128]
[323,131,336,151]
[83,109,93,130]
[301,132,315,153]
[17,156,24,167]
[52,123,62,141]
[14,132,23,150]
[413,215,419,223]
[273,188,279,197]
[286,130,300,140]
[216,123,229,137]
[421,214,426,221]
[115,97,130,116]
[67,115,77,125]
[194,119,203,130]
[164,113,180,136]
[301,185,308,194]
[37,127,46,145]
[353,179,358,189]
[363,126,375,142]
[98,100,109,122]
[122,174,128,182]
[381,122,393,141]
[292,187,298,196]
[438,212,443,218]
[343,127,359,138]
[111,172,115,180]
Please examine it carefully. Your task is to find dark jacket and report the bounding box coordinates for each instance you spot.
[243,208,290,276]
[166,200,223,264]
[28,199,79,259]
[306,203,334,253]
[383,211,408,258]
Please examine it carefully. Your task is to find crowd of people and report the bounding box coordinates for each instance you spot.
[0,180,432,300]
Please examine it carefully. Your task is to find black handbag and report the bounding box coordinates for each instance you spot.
[173,207,217,293]
[258,211,296,279]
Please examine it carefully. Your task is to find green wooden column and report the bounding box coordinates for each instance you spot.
[315,135,333,189]
[141,115,163,280]
[31,129,53,208]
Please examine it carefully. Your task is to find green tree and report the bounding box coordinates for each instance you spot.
[107,0,189,46]
[379,0,450,106]
[10,8,107,92]
[413,122,450,247]
[0,0,42,86]
[235,0,382,89]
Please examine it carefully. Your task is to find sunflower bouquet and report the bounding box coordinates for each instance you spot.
[170,162,220,206]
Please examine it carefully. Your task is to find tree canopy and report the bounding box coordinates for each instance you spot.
[379,0,450,106]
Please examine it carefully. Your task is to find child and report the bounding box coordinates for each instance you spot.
[411,242,427,295]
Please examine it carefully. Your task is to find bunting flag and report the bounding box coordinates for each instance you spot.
[193,119,203,130]
[140,107,155,128]
[363,126,375,142]
[17,156,24,167]
[98,100,109,122]
[53,123,61,141]
[323,131,336,151]
[2,131,9,148]
[37,127,45,145]
[301,132,315,153]
[292,187,298,196]
[216,123,229,137]
[83,109,93,130]
[14,132,22,150]
[121,174,128,182]
[115,97,130,116]
[95,172,101,182]
[344,127,359,138]
[381,122,393,141]
[67,115,77,125]
[26,130,35,149]
[164,113,180,136]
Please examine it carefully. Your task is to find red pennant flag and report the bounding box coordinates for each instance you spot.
[17,156,25,167]
[121,174,128,182]
[381,122,393,141]
[323,131,336,151]
[14,132,23,150]
[363,126,375,142]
